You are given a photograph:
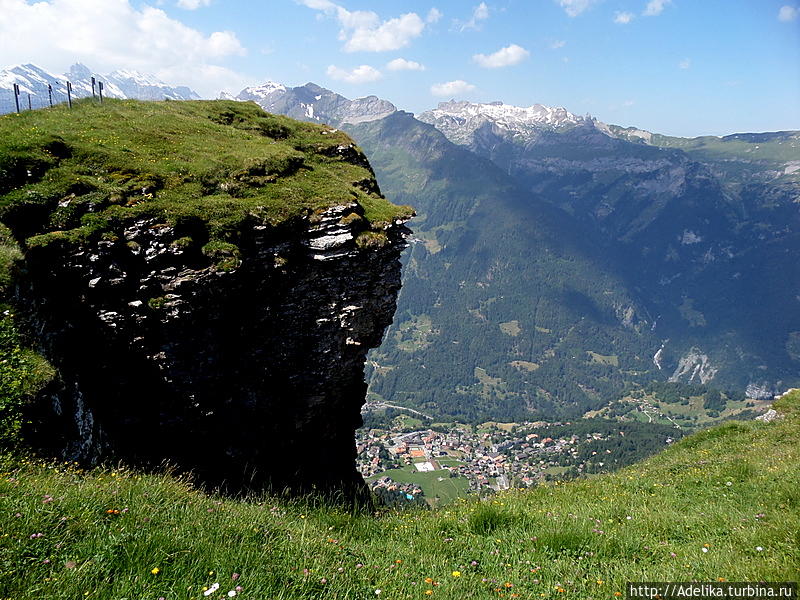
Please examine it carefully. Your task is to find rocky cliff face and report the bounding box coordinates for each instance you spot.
[1,100,412,499]
[19,206,408,496]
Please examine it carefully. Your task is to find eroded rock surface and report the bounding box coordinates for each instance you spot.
[19,206,409,497]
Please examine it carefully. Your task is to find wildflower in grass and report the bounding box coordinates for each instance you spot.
[151,567,160,575]
[597,580,604,585]
[452,571,461,578]
[320,578,327,585]
[756,546,764,552]
[235,586,243,592]
[425,577,433,584]
[30,532,44,539]
[231,573,240,581]
[227,591,236,598]
[425,591,433,596]
[375,589,382,595]
[203,582,220,596]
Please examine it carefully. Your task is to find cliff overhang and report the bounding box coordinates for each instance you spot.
[0,99,413,497]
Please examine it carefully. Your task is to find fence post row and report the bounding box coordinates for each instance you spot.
[9,77,109,112]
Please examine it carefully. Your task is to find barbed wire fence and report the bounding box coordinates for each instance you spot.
[6,76,106,114]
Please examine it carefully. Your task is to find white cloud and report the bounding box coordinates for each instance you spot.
[454,2,489,31]
[430,80,475,97]
[556,0,599,17]
[297,1,426,52]
[346,13,425,52]
[473,44,530,68]
[643,0,672,16]
[326,64,383,84]
[623,99,635,107]
[550,40,566,49]
[176,0,211,9]
[427,7,443,23]
[778,5,798,21]
[0,0,247,97]
[614,11,634,24]
[298,0,337,9]
[386,58,426,71]
[679,58,691,70]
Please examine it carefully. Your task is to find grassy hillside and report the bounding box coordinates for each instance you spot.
[0,99,411,253]
[1,391,797,599]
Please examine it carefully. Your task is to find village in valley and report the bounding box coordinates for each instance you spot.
[356,411,678,506]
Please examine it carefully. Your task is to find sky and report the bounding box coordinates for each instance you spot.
[0,0,798,136]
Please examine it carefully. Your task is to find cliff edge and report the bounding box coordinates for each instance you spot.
[0,99,413,496]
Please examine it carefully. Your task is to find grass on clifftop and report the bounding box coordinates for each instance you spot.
[0,99,412,250]
[1,391,798,600]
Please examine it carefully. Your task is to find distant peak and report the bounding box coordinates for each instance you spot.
[419,99,595,146]
[245,80,287,97]
[68,63,92,79]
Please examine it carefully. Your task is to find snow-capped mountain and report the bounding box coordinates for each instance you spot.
[104,69,200,102]
[417,100,603,146]
[223,81,396,127]
[0,63,200,114]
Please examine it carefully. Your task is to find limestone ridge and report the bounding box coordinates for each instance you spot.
[226,81,397,127]
[20,204,409,495]
[1,100,412,497]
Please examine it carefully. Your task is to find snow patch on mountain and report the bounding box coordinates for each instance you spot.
[227,81,396,127]
[418,100,595,146]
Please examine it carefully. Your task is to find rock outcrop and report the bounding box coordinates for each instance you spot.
[19,205,408,497]
[1,99,412,499]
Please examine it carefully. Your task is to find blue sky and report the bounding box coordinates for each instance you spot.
[2,0,798,136]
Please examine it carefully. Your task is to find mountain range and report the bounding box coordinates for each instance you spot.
[2,61,798,425]
[0,63,199,114]
[226,80,800,424]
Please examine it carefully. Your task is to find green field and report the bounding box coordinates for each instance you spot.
[367,464,470,506]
